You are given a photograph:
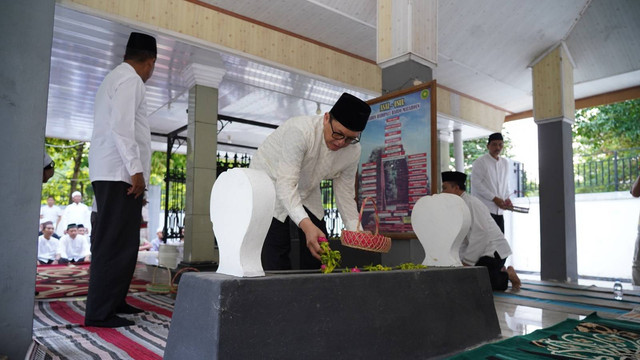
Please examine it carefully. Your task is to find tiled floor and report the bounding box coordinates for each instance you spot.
[494,300,585,338]
[493,274,638,339]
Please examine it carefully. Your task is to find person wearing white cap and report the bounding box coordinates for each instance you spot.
[250,92,371,270]
[85,31,157,328]
[59,191,91,236]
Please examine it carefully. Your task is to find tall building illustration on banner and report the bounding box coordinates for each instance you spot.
[360,116,429,233]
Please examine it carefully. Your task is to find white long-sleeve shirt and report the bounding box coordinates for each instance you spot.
[89,62,151,186]
[470,153,511,215]
[57,234,91,261]
[60,202,91,233]
[40,205,62,229]
[250,115,361,231]
[459,192,512,265]
[37,235,60,263]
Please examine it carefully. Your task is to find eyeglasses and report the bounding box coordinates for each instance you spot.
[329,118,360,144]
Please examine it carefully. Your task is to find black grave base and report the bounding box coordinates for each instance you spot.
[291,238,426,269]
[164,267,501,359]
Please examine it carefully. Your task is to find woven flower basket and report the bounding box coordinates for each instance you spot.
[340,197,392,253]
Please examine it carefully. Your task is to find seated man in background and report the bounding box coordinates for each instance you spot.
[57,223,91,263]
[38,221,60,239]
[441,171,521,291]
[77,224,89,242]
[150,227,163,251]
[37,221,60,265]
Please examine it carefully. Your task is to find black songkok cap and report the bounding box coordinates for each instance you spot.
[441,171,467,187]
[488,132,503,144]
[67,223,78,230]
[126,32,157,57]
[329,93,372,132]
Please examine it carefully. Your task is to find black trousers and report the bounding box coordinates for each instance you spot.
[262,207,328,271]
[58,257,86,264]
[490,213,505,233]
[475,251,508,291]
[85,181,142,321]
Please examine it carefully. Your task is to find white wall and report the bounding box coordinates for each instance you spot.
[506,191,639,281]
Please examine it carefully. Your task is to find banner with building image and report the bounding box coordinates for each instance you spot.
[359,82,437,236]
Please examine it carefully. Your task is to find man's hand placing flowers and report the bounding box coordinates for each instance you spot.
[318,237,341,273]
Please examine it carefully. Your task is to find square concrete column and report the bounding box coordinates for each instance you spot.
[532,44,578,282]
[181,52,226,268]
[184,85,219,265]
[377,0,436,92]
[0,1,54,358]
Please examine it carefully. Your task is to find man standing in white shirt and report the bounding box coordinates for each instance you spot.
[37,222,60,265]
[60,191,91,235]
[441,171,521,291]
[470,133,513,233]
[250,93,371,270]
[40,196,62,233]
[85,32,156,328]
[56,224,91,263]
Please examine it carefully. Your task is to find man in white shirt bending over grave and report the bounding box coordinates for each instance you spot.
[250,93,371,271]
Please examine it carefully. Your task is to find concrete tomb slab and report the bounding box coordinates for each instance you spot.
[210,168,275,277]
[164,267,501,359]
[411,194,471,267]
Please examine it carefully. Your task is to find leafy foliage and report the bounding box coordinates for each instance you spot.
[42,140,187,205]
[573,99,640,155]
[41,138,92,206]
[572,99,640,193]
[150,151,186,186]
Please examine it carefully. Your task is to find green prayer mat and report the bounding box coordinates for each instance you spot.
[449,313,640,359]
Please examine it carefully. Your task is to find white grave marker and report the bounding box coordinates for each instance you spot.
[411,193,471,267]
[210,168,275,277]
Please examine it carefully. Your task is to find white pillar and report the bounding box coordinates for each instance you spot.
[181,51,226,266]
[438,130,451,178]
[453,129,464,172]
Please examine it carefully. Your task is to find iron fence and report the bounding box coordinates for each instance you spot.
[321,180,343,238]
[574,149,640,193]
[161,151,251,242]
[523,148,640,195]
[216,152,251,177]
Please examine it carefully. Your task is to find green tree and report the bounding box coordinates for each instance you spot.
[573,99,640,155]
[572,99,640,193]
[42,139,187,206]
[150,151,186,186]
[41,138,91,206]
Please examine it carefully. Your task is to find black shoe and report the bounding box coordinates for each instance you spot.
[85,315,134,328]
[116,303,144,314]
